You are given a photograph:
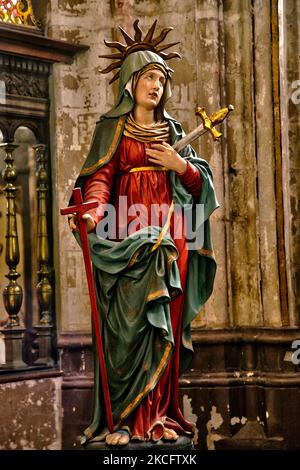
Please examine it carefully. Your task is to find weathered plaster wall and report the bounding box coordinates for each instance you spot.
[47,0,296,334]
[280,0,300,324]
[253,0,281,326]
[0,377,62,449]
[47,0,115,333]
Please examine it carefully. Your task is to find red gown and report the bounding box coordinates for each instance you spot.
[84,135,201,440]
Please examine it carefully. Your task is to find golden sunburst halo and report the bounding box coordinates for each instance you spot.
[99,19,181,84]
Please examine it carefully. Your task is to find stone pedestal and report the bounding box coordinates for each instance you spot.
[34,324,55,367]
[83,436,194,451]
[0,328,26,369]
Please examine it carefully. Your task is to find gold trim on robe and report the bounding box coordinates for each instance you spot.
[80,116,126,176]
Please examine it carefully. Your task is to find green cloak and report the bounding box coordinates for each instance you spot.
[72,51,219,442]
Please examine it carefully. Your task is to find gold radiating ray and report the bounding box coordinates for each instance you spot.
[133,19,143,42]
[160,52,181,60]
[109,71,120,85]
[98,53,123,59]
[151,27,174,46]
[103,39,126,52]
[118,26,135,45]
[100,61,123,74]
[143,19,157,43]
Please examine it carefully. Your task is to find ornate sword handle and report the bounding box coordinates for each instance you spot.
[196,104,234,141]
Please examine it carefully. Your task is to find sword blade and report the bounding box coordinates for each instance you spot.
[173,125,206,153]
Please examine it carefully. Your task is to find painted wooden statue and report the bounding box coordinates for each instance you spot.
[68,20,219,447]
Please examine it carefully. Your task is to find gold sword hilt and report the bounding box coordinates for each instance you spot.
[196,104,234,141]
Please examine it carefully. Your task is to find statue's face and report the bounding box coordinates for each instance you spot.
[134,68,166,111]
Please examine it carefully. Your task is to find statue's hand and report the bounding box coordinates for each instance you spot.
[68,214,78,232]
[68,213,96,234]
[145,141,187,174]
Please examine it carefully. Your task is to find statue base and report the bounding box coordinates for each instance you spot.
[83,435,194,451]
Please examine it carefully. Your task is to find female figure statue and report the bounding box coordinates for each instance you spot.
[69,21,218,447]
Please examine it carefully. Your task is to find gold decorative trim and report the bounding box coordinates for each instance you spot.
[167,252,177,268]
[197,247,214,258]
[151,201,174,253]
[129,166,167,173]
[0,0,40,28]
[128,246,144,268]
[80,116,126,176]
[146,289,169,302]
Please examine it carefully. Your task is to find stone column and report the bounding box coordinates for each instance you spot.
[194,0,230,327]
[253,0,281,326]
[280,0,300,325]
[223,0,261,326]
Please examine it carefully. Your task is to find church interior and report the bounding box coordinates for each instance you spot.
[0,0,299,450]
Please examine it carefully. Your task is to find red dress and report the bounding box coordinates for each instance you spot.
[84,135,201,440]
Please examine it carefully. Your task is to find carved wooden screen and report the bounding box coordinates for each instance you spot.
[0,53,56,370]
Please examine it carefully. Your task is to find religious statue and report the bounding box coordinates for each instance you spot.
[67,20,219,447]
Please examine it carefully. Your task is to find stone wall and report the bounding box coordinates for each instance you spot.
[0,377,62,450]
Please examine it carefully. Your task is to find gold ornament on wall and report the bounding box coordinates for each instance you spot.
[0,0,40,28]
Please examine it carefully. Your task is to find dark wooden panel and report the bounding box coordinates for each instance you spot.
[0,24,88,63]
